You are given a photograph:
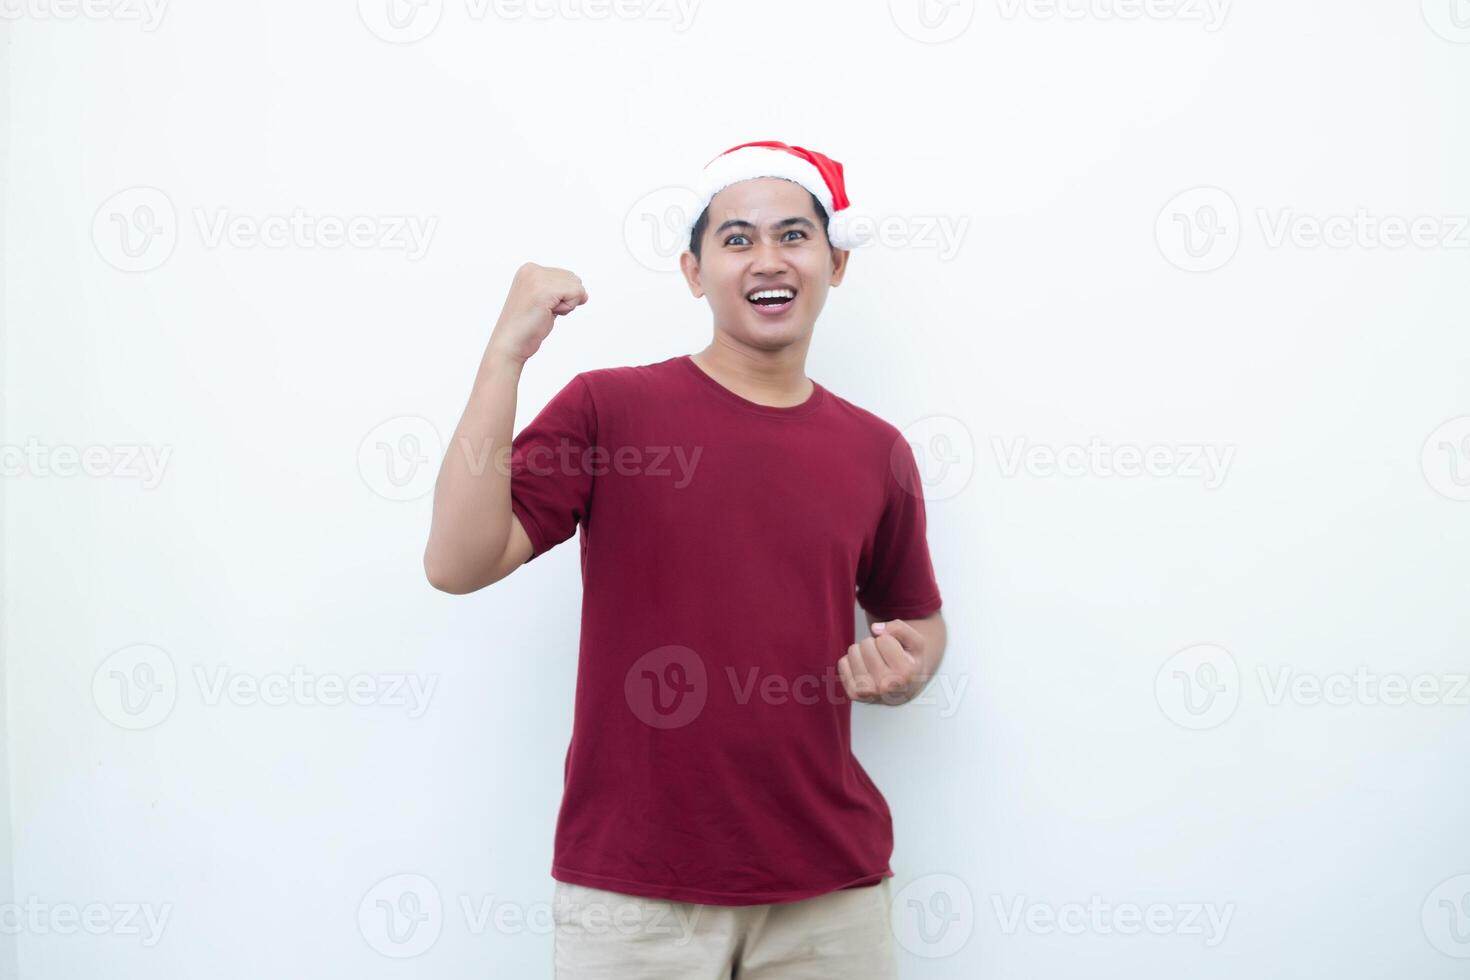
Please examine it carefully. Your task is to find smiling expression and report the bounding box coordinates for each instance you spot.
[680,177,850,349]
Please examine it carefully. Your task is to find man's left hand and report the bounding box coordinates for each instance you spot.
[837,619,927,706]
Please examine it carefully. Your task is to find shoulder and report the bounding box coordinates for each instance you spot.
[574,356,673,387]
[571,355,687,408]
[818,383,911,453]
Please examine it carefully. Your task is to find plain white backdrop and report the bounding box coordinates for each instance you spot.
[3,0,1470,977]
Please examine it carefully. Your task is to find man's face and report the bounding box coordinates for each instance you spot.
[679,177,849,350]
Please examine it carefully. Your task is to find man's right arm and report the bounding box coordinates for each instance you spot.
[422,262,588,594]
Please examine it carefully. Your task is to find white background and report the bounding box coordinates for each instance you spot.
[4,0,1470,977]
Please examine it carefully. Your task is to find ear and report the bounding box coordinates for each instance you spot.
[828,246,850,288]
[679,250,705,298]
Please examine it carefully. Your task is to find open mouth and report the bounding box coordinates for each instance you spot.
[745,287,797,316]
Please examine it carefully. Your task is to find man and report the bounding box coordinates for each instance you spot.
[424,141,948,979]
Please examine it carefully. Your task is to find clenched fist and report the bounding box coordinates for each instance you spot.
[838,620,927,706]
[489,262,589,364]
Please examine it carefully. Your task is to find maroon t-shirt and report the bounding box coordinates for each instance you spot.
[508,353,943,906]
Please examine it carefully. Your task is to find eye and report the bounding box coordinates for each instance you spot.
[782,229,808,241]
[724,233,751,246]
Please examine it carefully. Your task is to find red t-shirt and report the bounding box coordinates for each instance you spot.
[508,353,943,906]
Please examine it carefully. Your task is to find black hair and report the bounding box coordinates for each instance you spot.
[688,188,832,262]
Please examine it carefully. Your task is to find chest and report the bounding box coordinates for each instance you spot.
[594,419,888,564]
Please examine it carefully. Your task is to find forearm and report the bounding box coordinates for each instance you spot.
[423,342,524,592]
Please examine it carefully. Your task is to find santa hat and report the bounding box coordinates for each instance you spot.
[690,140,874,251]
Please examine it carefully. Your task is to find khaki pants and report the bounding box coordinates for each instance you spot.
[552,878,899,979]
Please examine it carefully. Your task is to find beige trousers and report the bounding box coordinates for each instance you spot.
[552,877,899,979]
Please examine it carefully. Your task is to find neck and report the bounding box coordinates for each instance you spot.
[691,337,814,408]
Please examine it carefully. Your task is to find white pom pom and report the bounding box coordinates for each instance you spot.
[827,206,876,250]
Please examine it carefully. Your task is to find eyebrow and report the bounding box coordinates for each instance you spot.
[714,216,818,235]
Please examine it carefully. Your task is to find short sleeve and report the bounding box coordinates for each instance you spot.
[509,373,598,563]
[855,432,943,620]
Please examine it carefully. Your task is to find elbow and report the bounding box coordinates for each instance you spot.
[423,549,482,595]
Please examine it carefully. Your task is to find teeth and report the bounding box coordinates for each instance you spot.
[747,289,795,301]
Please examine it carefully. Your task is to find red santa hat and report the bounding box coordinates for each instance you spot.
[691,140,874,251]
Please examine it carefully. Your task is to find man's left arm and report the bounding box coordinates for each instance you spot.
[839,609,948,707]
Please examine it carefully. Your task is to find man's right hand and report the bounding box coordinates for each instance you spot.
[489,262,589,363]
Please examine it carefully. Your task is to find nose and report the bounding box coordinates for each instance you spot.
[750,241,789,275]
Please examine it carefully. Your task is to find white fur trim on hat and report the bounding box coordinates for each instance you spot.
[690,146,874,251]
